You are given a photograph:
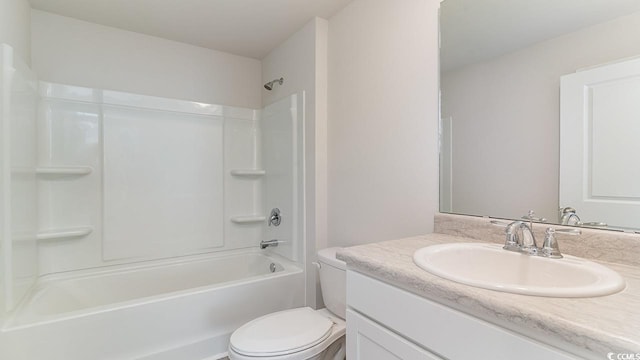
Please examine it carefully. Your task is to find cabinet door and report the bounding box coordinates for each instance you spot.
[347,309,442,360]
[348,271,585,360]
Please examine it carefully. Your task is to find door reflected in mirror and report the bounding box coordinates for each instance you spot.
[439,0,640,231]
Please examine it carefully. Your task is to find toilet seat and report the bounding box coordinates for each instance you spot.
[230,307,335,357]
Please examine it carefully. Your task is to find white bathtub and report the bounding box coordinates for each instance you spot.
[0,250,304,360]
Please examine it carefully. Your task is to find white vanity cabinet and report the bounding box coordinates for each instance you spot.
[346,271,582,360]
[347,309,442,359]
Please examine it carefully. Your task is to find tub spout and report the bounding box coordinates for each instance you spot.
[260,239,280,249]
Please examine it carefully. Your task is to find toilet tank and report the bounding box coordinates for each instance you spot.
[317,247,346,319]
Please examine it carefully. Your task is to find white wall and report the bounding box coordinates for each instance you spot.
[327,0,440,247]
[261,17,328,308]
[0,0,31,64]
[441,11,640,222]
[31,10,262,108]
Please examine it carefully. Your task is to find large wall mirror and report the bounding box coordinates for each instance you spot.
[439,0,640,231]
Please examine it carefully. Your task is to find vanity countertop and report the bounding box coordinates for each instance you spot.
[337,233,640,357]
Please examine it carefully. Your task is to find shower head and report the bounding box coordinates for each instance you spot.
[264,77,284,91]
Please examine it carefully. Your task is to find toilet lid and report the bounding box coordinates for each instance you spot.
[230,307,334,356]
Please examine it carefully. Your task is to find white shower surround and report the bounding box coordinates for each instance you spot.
[37,81,270,273]
[1,57,306,359]
[34,82,304,272]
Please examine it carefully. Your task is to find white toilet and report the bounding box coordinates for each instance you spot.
[228,247,346,360]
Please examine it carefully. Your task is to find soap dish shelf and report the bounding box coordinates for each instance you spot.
[230,169,266,177]
[36,166,93,176]
[37,227,94,241]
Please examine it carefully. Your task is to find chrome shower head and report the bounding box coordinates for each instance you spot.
[264,77,284,90]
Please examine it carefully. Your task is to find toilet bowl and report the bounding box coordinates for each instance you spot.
[228,247,346,360]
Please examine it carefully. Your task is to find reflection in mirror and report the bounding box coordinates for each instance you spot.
[559,57,640,230]
[439,0,640,231]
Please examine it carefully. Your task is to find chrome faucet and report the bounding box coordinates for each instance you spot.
[502,220,580,258]
[559,206,607,228]
[260,239,280,249]
[559,207,581,225]
[504,221,538,255]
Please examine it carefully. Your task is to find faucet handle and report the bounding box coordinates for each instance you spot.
[268,208,281,227]
[580,221,608,228]
[541,227,581,259]
[555,228,581,235]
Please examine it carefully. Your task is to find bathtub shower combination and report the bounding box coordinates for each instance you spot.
[0,44,305,359]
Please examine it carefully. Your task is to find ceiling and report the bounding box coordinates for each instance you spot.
[30,0,640,67]
[29,0,354,59]
[441,0,640,71]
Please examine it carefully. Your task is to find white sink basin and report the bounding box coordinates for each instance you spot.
[413,243,625,297]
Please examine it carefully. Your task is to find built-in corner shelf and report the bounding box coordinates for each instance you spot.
[36,166,93,176]
[230,216,266,224]
[36,226,93,241]
[230,169,266,177]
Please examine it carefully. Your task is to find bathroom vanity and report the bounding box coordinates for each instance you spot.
[346,271,576,359]
[338,217,640,360]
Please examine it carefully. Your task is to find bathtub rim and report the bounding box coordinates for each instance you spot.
[2,248,302,330]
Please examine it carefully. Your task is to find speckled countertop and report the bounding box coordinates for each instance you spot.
[337,233,640,358]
